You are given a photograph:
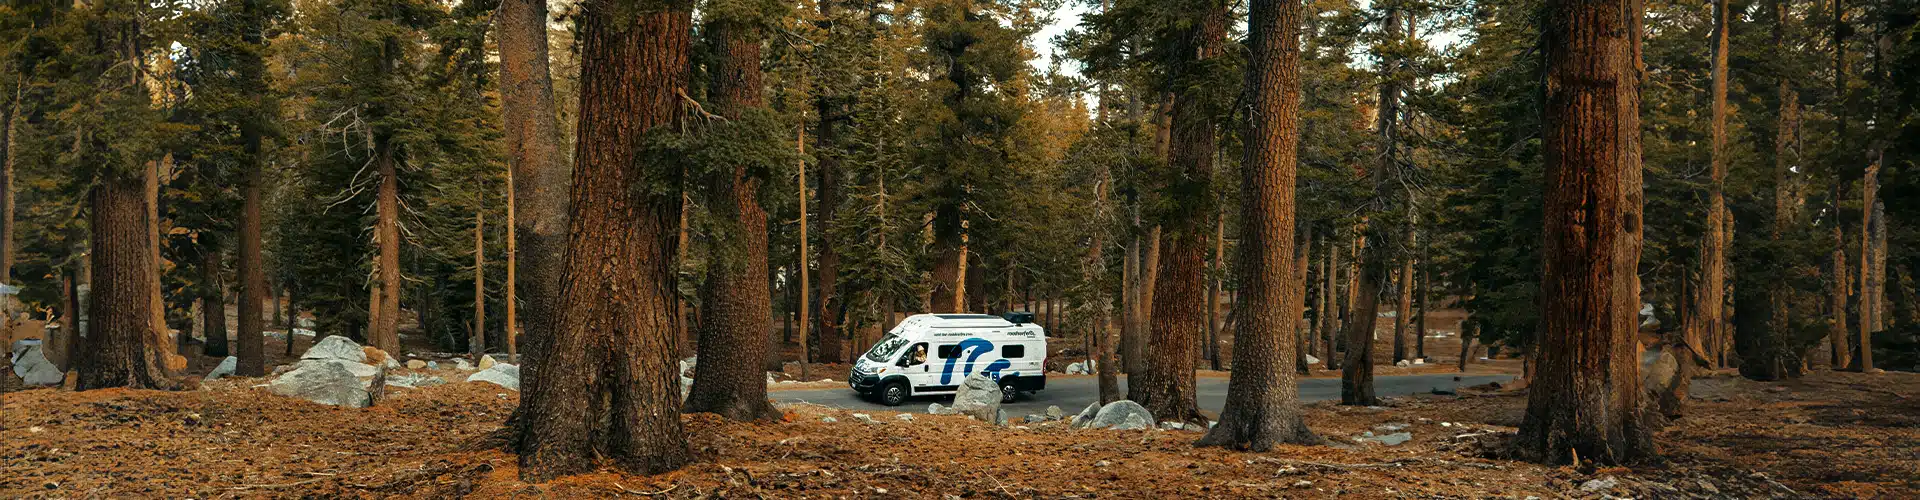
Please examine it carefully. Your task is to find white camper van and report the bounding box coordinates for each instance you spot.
[849,313,1047,406]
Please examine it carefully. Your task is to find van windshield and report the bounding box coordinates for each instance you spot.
[865,334,911,363]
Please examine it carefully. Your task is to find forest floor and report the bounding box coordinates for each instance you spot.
[3,358,1914,498]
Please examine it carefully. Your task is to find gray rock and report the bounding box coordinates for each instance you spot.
[928,402,956,415]
[386,374,447,388]
[300,336,367,363]
[895,413,915,422]
[203,356,239,381]
[1580,476,1619,492]
[949,372,1003,423]
[453,358,474,371]
[1356,431,1412,446]
[9,340,64,386]
[821,416,838,423]
[466,363,520,391]
[1071,402,1102,428]
[1086,400,1154,430]
[851,413,879,424]
[1159,421,1184,431]
[679,356,698,378]
[1025,414,1047,424]
[1641,347,1680,395]
[1373,422,1408,432]
[405,359,427,369]
[269,361,370,407]
[1045,405,1064,420]
[427,361,440,370]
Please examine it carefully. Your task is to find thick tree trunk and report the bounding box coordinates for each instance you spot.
[1136,0,1225,427]
[513,0,693,480]
[147,160,165,351]
[203,245,229,358]
[1340,238,1383,405]
[1826,0,1851,369]
[813,122,843,365]
[684,17,780,422]
[930,207,961,313]
[1514,0,1657,463]
[498,0,565,366]
[2,84,15,286]
[77,175,178,390]
[1197,0,1318,450]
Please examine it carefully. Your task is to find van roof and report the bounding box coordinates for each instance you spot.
[898,313,1022,329]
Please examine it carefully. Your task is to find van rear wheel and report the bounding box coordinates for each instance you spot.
[881,381,908,406]
[1000,380,1019,404]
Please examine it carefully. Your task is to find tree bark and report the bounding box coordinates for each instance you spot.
[1207,210,1224,370]
[1323,230,1339,370]
[1826,0,1851,369]
[513,0,693,480]
[684,16,780,422]
[1122,234,1142,374]
[1136,0,1225,427]
[1856,162,1877,371]
[372,142,401,354]
[147,159,165,352]
[1747,0,1802,381]
[1197,0,1319,449]
[1514,0,1658,463]
[1292,230,1313,374]
[498,0,565,366]
[1393,251,1413,363]
[236,125,267,376]
[472,211,486,361]
[202,245,229,358]
[1696,0,1731,370]
[78,174,178,390]
[2,83,16,286]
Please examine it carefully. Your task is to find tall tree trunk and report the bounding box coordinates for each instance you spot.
[1085,170,1120,404]
[797,127,810,379]
[813,129,843,365]
[1458,319,1475,372]
[78,175,178,390]
[2,83,16,287]
[1198,0,1319,449]
[513,0,693,480]
[1415,250,1429,361]
[929,207,961,313]
[1343,0,1408,404]
[202,246,229,358]
[1207,210,1224,370]
[1826,0,1852,369]
[1748,0,1802,381]
[684,16,780,422]
[1320,231,1337,370]
[1696,0,1731,370]
[147,159,165,352]
[1856,162,1877,371]
[372,143,401,354]
[1136,0,1226,427]
[498,0,566,367]
[1393,252,1413,363]
[236,127,266,376]
[1292,231,1313,374]
[1514,0,1657,464]
[285,284,298,356]
[1122,234,1142,374]
[473,210,486,361]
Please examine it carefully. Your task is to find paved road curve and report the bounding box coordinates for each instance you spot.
[774,373,1515,417]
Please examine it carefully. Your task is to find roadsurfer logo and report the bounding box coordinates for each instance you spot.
[939,337,1014,384]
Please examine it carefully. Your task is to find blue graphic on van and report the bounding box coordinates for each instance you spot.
[982,359,1012,380]
[939,337,995,384]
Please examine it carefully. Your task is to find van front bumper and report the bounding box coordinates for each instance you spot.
[848,369,882,393]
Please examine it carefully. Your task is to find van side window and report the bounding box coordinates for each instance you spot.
[937,345,959,359]
[1002,345,1025,358]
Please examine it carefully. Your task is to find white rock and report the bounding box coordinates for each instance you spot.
[948,372,1002,423]
[1045,405,1064,420]
[1305,354,1320,365]
[1580,476,1619,492]
[269,361,370,407]
[406,360,427,369]
[1395,360,1411,367]
[851,413,879,424]
[466,363,520,391]
[679,356,697,377]
[203,356,239,381]
[821,416,838,423]
[454,358,474,371]
[1085,400,1154,430]
[895,413,915,421]
[478,355,496,370]
[291,328,317,337]
[1160,421,1185,431]
[9,340,64,386]
[928,402,956,415]
[300,336,367,363]
[1411,359,1425,365]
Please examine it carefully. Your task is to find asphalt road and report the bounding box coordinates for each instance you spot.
[774,373,1515,417]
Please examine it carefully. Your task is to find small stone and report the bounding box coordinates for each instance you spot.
[928,402,956,415]
[821,416,838,423]
[1395,360,1411,367]
[1357,432,1412,446]
[202,356,239,381]
[896,413,915,422]
[466,363,521,391]
[454,358,474,371]
[1160,421,1185,431]
[851,413,879,424]
[1292,480,1313,488]
[1580,476,1619,492]
[427,361,440,370]
[1045,405,1064,419]
[478,355,497,370]
[406,360,427,369]
[1374,422,1408,432]
[1025,414,1047,424]
[874,488,888,494]
[1085,400,1154,430]
[1094,460,1112,467]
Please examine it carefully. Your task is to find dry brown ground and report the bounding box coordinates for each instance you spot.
[4,363,1914,499]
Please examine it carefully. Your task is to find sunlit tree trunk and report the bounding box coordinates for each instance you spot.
[1695,0,1731,370]
[1198,0,1318,448]
[513,0,693,480]
[1856,162,1877,371]
[1825,0,1852,369]
[1514,0,1658,464]
[472,211,486,361]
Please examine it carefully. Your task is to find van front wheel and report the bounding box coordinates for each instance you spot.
[881,381,909,406]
